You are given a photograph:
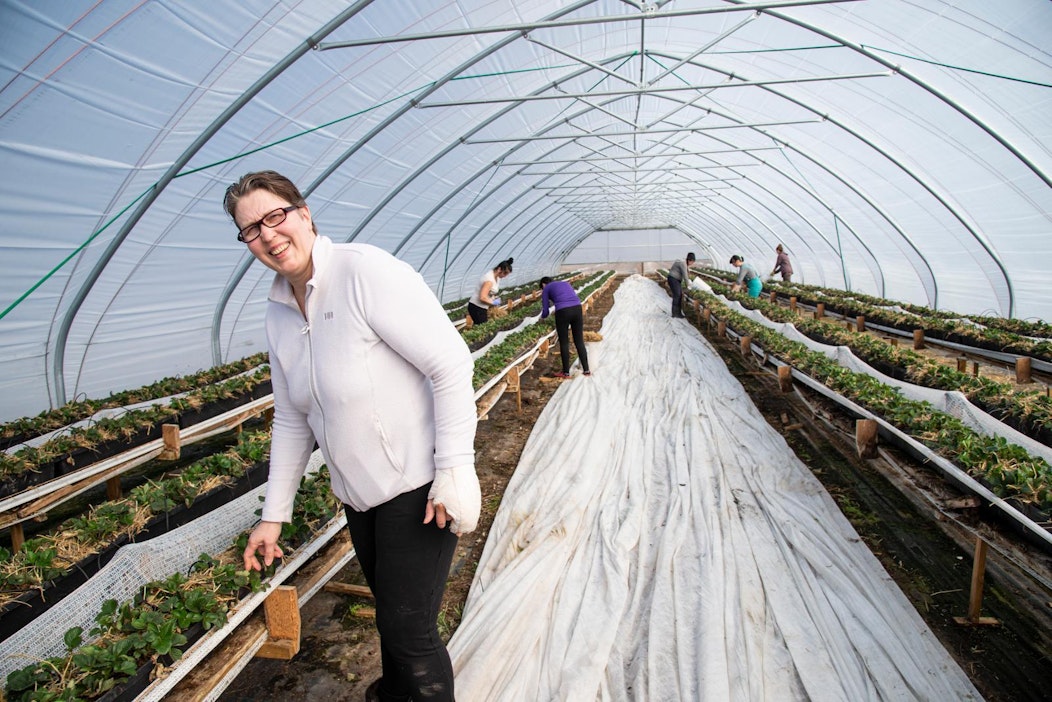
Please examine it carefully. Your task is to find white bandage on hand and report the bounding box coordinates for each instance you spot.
[428,464,481,535]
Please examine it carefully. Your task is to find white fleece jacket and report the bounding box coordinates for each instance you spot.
[261,236,477,521]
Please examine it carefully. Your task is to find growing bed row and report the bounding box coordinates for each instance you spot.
[679,282,1052,517]
[700,267,1052,361]
[0,272,616,701]
[702,277,1052,448]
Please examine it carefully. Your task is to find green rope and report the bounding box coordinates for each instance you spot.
[863,44,1052,88]
[1,64,578,320]
[0,188,154,320]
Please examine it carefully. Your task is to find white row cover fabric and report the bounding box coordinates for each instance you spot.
[0,1,1049,423]
[449,276,980,701]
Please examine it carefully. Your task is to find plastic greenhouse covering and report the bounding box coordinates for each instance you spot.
[0,0,1049,422]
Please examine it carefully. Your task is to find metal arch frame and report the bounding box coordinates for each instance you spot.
[681,186,835,286]
[547,132,886,296]
[413,79,896,299]
[47,0,1037,404]
[474,46,935,307]
[420,29,1004,315]
[304,5,875,285]
[353,23,937,309]
[723,0,1024,315]
[211,0,602,363]
[220,0,1022,368]
[427,44,938,308]
[401,88,828,283]
[49,1,378,405]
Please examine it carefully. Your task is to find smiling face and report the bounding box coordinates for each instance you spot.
[235,188,316,290]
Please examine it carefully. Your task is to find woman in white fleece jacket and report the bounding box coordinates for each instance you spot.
[225,171,479,702]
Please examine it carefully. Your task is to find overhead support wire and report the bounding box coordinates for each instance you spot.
[525,35,639,88]
[646,13,758,85]
[465,120,820,143]
[418,72,890,107]
[535,183,735,191]
[314,0,864,50]
[526,164,758,175]
[499,146,782,166]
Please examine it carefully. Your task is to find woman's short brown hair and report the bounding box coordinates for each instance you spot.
[224,170,316,234]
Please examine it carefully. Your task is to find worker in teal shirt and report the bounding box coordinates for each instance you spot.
[730,255,763,298]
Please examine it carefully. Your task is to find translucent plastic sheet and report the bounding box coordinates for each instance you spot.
[449,276,980,701]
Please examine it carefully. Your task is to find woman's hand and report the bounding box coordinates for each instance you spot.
[243,520,284,571]
[426,465,481,535]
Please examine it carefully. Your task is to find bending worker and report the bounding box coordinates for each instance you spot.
[730,254,763,298]
[539,276,591,379]
[667,252,695,318]
[467,258,513,324]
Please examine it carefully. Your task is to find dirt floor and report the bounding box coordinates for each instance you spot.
[216,275,1052,702]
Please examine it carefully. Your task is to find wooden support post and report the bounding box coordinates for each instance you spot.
[158,423,181,461]
[740,335,752,356]
[464,314,473,329]
[256,585,301,659]
[789,296,797,312]
[693,299,700,317]
[972,361,979,377]
[539,338,550,358]
[845,321,853,331]
[889,338,898,347]
[957,357,968,373]
[106,476,122,501]
[1016,357,1032,384]
[777,365,793,393]
[855,419,878,458]
[953,537,1000,627]
[769,291,777,303]
[10,523,24,551]
[717,320,726,338]
[856,316,865,332]
[264,407,275,427]
[507,366,522,413]
[913,329,925,350]
[702,308,711,324]
[815,302,824,319]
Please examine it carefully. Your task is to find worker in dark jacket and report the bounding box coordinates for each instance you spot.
[667,252,695,318]
[770,244,793,282]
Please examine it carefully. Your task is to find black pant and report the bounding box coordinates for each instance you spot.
[667,276,684,317]
[554,304,589,373]
[344,484,459,701]
[467,301,488,324]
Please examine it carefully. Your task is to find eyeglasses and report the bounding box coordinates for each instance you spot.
[237,204,300,243]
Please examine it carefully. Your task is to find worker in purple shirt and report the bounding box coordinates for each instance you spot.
[539,277,591,379]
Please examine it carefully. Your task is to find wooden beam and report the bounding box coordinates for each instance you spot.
[855,419,878,459]
[323,582,375,599]
[953,537,1000,627]
[256,586,301,660]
